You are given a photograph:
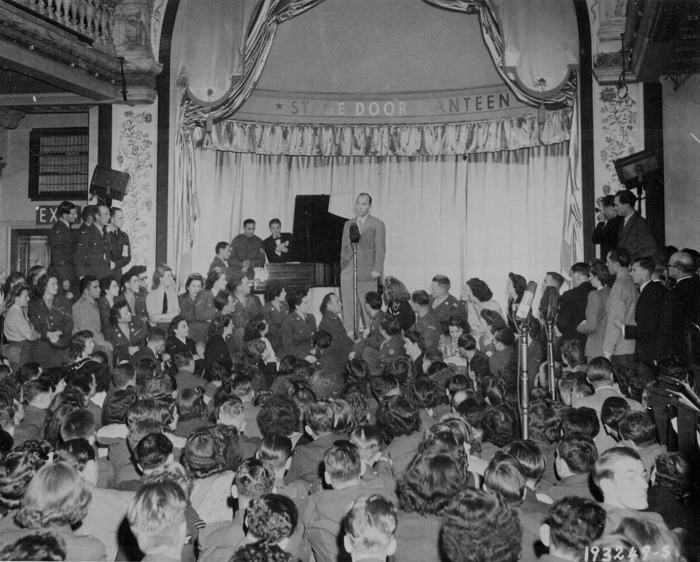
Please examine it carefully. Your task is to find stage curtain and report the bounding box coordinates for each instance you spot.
[184,142,570,311]
[190,108,571,156]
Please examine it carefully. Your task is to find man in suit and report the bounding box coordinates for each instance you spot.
[74,204,113,280]
[209,241,233,281]
[108,207,131,282]
[657,251,700,359]
[615,190,658,260]
[229,219,265,278]
[592,195,623,260]
[621,256,666,365]
[48,201,78,299]
[339,193,386,336]
[556,262,594,349]
[318,293,354,360]
[262,218,293,263]
[602,249,638,368]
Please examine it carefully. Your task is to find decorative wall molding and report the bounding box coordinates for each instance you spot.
[0,108,26,131]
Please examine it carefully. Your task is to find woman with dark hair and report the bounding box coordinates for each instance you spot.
[182,426,242,524]
[262,280,288,357]
[96,276,120,333]
[26,266,47,298]
[462,278,504,339]
[27,274,73,368]
[481,404,520,461]
[577,259,612,360]
[178,272,210,344]
[2,283,40,368]
[376,395,422,476]
[0,448,49,522]
[244,316,276,364]
[165,315,200,362]
[383,276,415,332]
[104,301,147,364]
[505,272,527,333]
[174,387,211,438]
[204,314,234,376]
[281,289,317,362]
[0,462,105,561]
[393,452,469,562]
[439,315,470,360]
[478,308,508,356]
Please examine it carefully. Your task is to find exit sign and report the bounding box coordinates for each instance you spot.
[35,205,81,225]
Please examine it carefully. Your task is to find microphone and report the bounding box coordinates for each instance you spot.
[545,287,559,324]
[515,281,538,322]
[349,222,361,244]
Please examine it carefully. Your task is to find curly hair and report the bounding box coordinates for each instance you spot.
[264,280,285,303]
[235,458,275,498]
[102,388,138,426]
[382,276,410,305]
[545,497,605,556]
[653,452,692,497]
[182,425,241,478]
[383,356,416,386]
[441,488,521,562]
[329,399,356,433]
[128,397,175,429]
[15,462,90,529]
[0,530,66,561]
[408,378,441,410]
[376,395,421,445]
[257,394,301,438]
[397,452,468,516]
[176,387,207,422]
[466,278,494,303]
[246,493,298,543]
[482,405,519,448]
[0,450,48,509]
[528,399,562,445]
[229,542,293,562]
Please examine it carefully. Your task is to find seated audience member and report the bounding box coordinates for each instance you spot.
[55,438,134,561]
[0,462,105,561]
[527,399,561,485]
[349,424,385,479]
[213,395,258,458]
[410,290,441,351]
[456,333,491,383]
[402,330,426,377]
[383,276,414,333]
[376,395,422,476]
[441,487,522,562]
[174,388,211,438]
[145,264,180,330]
[127,480,187,562]
[117,432,175,491]
[393,451,468,562]
[260,280,289,358]
[430,275,467,333]
[60,409,114,489]
[229,542,293,562]
[13,378,53,447]
[539,497,606,562]
[615,517,684,562]
[557,372,592,406]
[2,283,41,368]
[0,530,67,561]
[461,277,504,339]
[365,318,405,377]
[173,352,206,392]
[489,327,517,377]
[318,293,354,359]
[256,393,303,446]
[572,357,642,453]
[72,276,113,357]
[303,442,397,562]
[342,494,398,562]
[204,314,234,375]
[545,432,598,502]
[439,315,470,360]
[408,378,441,428]
[502,440,549,514]
[313,330,346,379]
[281,288,317,362]
[0,447,50,520]
[166,315,202,367]
[647,453,699,538]
[105,300,147,364]
[352,291,386,361]
[480,404,519,461]
[256,434,309,504]
[285,401,339,484]
[178,272,209,344]
[592,447,669,534]
[600,396,631,443]
[560,338,585,374]
[561,406,600,441]
[236,493,298,552]
[617,411,667,474]
[384,356,417,387]
[130,328,167,375]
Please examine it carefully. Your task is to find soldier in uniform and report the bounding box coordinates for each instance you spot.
[108,207,131,282]
[352,291,385,359]
[367,317,405,376]
[318,293,354,360]
[228,272,262,352]
[105,300,147,364]
[429,275,468,334]
[229,219,265,278]
[74,204,113,281]
[411,290,441,351]
[48,201,78,299]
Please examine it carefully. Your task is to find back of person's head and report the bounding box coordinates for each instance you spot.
[329,399,355,433]
[127,418,165,452]
[112,363,136,389]
[615,518,683,562]
[379,317,401,336]
[617,411,658,447]
[59,409,96,442]
[215,395,245,424]
[608,247,631,268]
[146,327,166,346]
[313,330,332,351]
[342,386,371,425]
[397,452,468,516]
[135,358,158,388]
[308,370,338,401]
[235,458,275,499]
[482,405,519,447]
[441,487,521,562]
[652,453,692,497]
[384,356,416,386]
[370,375,400,403]
[257,394,300,438]
[527,399,561,445]
[102,388,138,426]
[557,431,598,474]
[411,289,430,306]
[176,387,206,421]
[343,494,397,559]
[304,401,334,435]
[543,497,605,558]
[344,359,370,385]
[17,362,42,384]
[561,338,584,368]
[586,356,613,384]
[324,441,361,483]
[601,396,632,434]
[561,406,600,438]
[182,428,227,478]
[54,438,96,474]
[256,434,293,471]
[376,395,420,444]
[23,378,53,404]
[246,493,298,545]
[364,291,383,311]
[502,440,546,482]
[493,327,516,348]
[142,375,175,399]
[0,530,67,561]
[135,433,174,471]
[483,452,527,506]
[349,425,383,458]
[230,542,293,562]
[0,449,49,510]
[127,480,187,554]
[409,378,441,410]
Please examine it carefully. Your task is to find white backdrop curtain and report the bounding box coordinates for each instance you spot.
[183,142,569,311]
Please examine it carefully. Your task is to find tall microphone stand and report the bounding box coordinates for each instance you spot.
[517,316,531,439]
[544,313,557,399]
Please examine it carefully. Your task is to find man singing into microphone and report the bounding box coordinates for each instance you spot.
[340,193,386,336]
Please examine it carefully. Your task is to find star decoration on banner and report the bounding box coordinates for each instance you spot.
[275,103,283,110]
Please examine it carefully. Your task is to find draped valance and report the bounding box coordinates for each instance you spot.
[191,107,571,157]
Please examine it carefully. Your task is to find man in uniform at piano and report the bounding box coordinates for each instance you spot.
[229,219,266,278]
[263,218,293,264]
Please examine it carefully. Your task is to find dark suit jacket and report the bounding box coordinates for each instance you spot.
[262,232,293,263]
[48,219,76,283]
[556,281,594,345]
[281,311,317,359]
[318,311,354,358]
[592,216,623,259]
[107,228,131,281]
[617,212,658,260]
[658,276,700,358]
[74,223,112,279]
[624,281,666,364]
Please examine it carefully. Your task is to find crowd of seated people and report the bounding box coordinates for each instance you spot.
[0,241,697,562]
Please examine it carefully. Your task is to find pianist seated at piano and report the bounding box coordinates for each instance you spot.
[281,288,317,363]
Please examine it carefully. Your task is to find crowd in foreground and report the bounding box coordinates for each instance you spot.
[0,241,698,562]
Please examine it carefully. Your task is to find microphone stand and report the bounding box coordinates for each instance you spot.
[544,313,557,399]
[351,241,360,339]
[517,316,531,439]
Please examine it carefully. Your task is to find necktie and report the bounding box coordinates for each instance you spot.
[162,291,168,314]
[358,217,364,229]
